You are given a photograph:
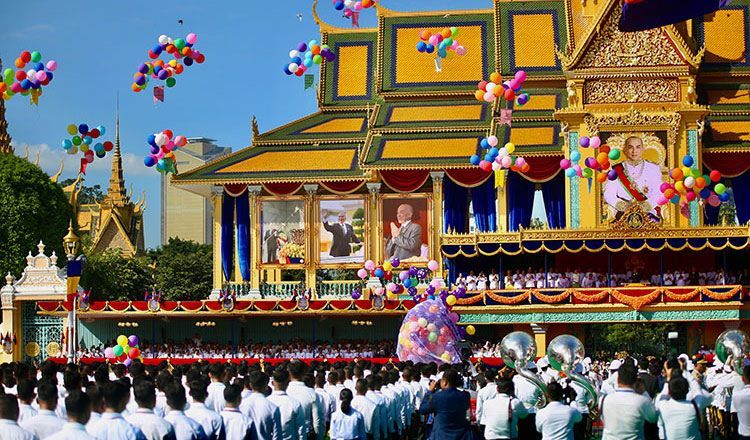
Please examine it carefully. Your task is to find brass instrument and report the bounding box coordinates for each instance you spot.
[547,335,599,417]
[716,329,750,373]
[500,331,548,408]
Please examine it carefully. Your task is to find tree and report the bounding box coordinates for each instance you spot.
[0,154,70,276]
[59,178,105,204]
[529,218,546,229]
[589,323,673,356]
[80,250,152,301]
[149,238,212,300]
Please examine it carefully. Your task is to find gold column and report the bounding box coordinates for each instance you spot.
[429,172,444,273]
[247,186,263,291]
[303,185,319,293]
[366,183,382,263]
[496,184,507,231]
[210,187,224,293]
[531,323,549,357]
[0,275,16,363]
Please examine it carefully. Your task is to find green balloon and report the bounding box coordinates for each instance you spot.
[444,37,453,47]
[113,345,124,357]
[30,51,42,63]
[715,183,726,195]
[174,38,186,50]
[608,149,621,160]
[313,54,323,64]
[582,168,593,178]
[72,136,82,146]
[166,77,176,88]
[450,26,459,37]
[691,168,701,178]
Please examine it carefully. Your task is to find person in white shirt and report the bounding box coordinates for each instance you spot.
[656,376,710,440]
[732,365,750,439]
[0,394,38,440]
[19,381,64,439]
[287,361,326,440]
[350,379,380,440]
[86,381,147,440]
[220,384,257,440]
[482,378,528,440]
[16,379,37,425]
[46,391,96,440]
[476,371,498,429]
[186,379,225,440]
[365,375,389,440]
[535,382,581,440]
[240,371,282,440]
[313,374,335,426]
[163,383,209,440]
[600,361,658,440]
[329,389,366,440]
[267,368,306,440]
[205,364,227,414]
[125,381,176,440]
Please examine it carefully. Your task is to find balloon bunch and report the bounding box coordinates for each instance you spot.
[62,124,113,174]
[415,27,468,59]
[657,155,728,208]
[143,130,188,174]
[470,136,531,174]
[104,334,141,367]
[354,258,441,299]
[396,299,475,364]
[284,40,336,77]
[333,0,375,18]
[475,71,529,106]
[131,33,205,93]
[559,135,620,182]
[2,50,57,104]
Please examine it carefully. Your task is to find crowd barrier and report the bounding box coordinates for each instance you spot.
[49,357,506,367]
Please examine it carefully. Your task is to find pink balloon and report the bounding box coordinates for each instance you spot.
[104,347,115,359]
[427,260,439,271]
[45,60,57,72]
[589,136,601,149]
[364,260,375,271]
[483,91,495,103]
[174,135,187,147]
[657,195,668,205]
[487,135,499,147]
[354,1,363,10]
[428,35,439,46]
[686,191,697,202]
[35,71,47,82]
[560,158,571,169]
[374,286,384,296]
[186,33,198,45]
[515,157,526,167]
[708,195,721,207]
[514,70,527,82]
[455,46,467,56]
[500,156,512,168]
[357,268,368,279]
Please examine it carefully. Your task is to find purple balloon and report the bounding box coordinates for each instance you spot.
[123,358,133,368]
[417,269,428,280]
[607,169,618,181]
[150,145,160,155]
[579,136,590,148]
[409,267,419,277]
[157,70,168,80]
[128,335,139,347]
[297,42,308,52]
[399,271,409,281]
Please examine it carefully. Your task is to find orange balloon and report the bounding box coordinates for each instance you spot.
[14,58,24,68]
[420,30,432,41]
[490,72,502,84]
[695,177,706,189]
[362,0,374,7]
[671,168,684,180]
[521,163,530,173]
[0,84,6,94]
[154,59,165,68]
[597,173,607,183]
[599,144,611,154]
[175,64,184,74]
[597,152,608,165]
[311,45,321,55]
[131,83,141,92]
[664,188,675,199]
[441,28,452,38]
[181,47,192,57]
[474,90,485,101]
[493,87,503,97]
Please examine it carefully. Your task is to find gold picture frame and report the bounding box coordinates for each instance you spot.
[257,196,308,269]
[315,195,369,269]
[378,193,434,264]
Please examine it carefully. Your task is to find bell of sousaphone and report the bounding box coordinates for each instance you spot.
[716,329,750,373]
[547,334,598,416]
[500,331,548,408]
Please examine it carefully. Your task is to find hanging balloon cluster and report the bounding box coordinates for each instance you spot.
[62,124,113,174]
[475,71,530,107]
[353,258,448,301]
[415,27,467,71]
[104,334,141,367]
[469,135,531,174]
[143,130,188,174]
[658,155,728,208]
[2,50,57,104]
[131,33,205,95]
[332,0,376,19]
[283,40,336,77]
[559,135,620,182]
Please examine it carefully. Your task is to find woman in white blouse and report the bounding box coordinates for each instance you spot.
[330,388,366,440]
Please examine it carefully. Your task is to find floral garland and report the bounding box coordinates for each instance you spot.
[701,286,741,301]
[572,290,609,303]
[532,289,572,304]
[609,288,661,310]
[486,290,530,305]
[457,293,485,305]
[663,288,699,302]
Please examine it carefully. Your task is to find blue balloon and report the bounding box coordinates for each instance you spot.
[570,151,581,162]
[480,138,490,149]
[292,56,302,65]
[283,65,292,75]
[719,192,730,202]
[438,41,447,50]
[153,65,162,74]
[682,155,694,167]
[62,139,72,149]
[308,40,319,48]
[147,134,157,147]
[144,156,157,167]
[484,154,493,162]
[97,126,106,136]
[670,195,681,204]
[184,57,194,66]
[83,136,93,145]
[30,80,40,89]
[303,58,313,68]
[469,154,480,165]
[34,62,44,71]
[94,143,104,153]
[403,278,412,288]
[20,79,30,90]
[438,49,447,59]
[96,150,106,159]
[425,44,435,54]
[416,42,427,53]
[374,268,385,278]
[45,72,53,81]
[565,168,576,178]
[153,45,163,55]
[699,188,711,199]
[489,147,499,157]
[334,1,345,10]
[78,124,89,135]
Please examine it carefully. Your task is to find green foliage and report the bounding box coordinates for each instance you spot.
[149,237,212,301]
[529,217,546,230]
[59,178,105,204]
[590,323,673,355]
[0,154,70,276]
[80,250,152,301]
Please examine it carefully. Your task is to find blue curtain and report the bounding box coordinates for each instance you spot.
[732,172,750,224]
[704,200,720,225]
[508,172,536,231]
[235,191,251,282]
[541,173,566,229]
[221,192,235,282]
[443,177,470,232]
[470,177,497,232]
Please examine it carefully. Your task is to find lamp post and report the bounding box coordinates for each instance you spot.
[63,221,81,363]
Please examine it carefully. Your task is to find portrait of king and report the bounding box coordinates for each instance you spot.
[603,133,667,222]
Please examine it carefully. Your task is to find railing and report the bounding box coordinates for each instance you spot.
[259,282,304,299]
[316,280,362,299]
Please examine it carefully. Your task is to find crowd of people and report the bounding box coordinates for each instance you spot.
[0,348,748,439]
[76,339,398,360]
[454,267,748,290]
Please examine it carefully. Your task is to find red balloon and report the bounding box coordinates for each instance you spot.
[504,88,516,101]
[710,170,722,182]
[196,54,206,63]
[20,51,31,63]
[479,160,492,172]
[103,141,114,152]
[477,80,488,91]
[128,347,140,359]
[148,50,158,60]
[15,70,26,81]
[163,130,173,139]
[599,144,611,154]
[89,129,100,138]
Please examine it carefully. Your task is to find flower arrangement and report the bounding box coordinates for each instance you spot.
[279,243,305,261]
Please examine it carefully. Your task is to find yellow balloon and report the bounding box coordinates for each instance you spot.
[440,352,452,362]
[117,335,128,347]
[446,295,457,306]
[466,325,476,335]
[505,142,516,154]
[80,144,89,153]
[387,292,398,300]
[67,124,77,136]
[382,261,393,272]
[682,166,692,178]
[675,181,686,193]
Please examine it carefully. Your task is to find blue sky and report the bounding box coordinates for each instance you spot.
[0,0,494,248]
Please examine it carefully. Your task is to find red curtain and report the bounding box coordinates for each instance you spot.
[380,170,430,193]
[523,156,563,183]
[224,184,247,197]
[263,183,303,195]
[446,169,492,188]
[320,181,366,194]
[703,151,750,177]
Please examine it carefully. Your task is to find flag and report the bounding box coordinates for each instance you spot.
[79,158,88,175]
[680,202,691,219]
[351,11,360,28]
[153,86,164,103]
[494,170,506,189]
[620,0,730,32]
[66,259,83,309]
[304,74,315,90]
[500,109,513,127]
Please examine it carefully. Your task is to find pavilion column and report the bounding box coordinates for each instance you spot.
[210,187,224,296]
[0,276,17,362]
[366,183,382,297]
[247,186,262,293]
[430,171,445,277]
[530,323,549,357]
[304,184,319,296]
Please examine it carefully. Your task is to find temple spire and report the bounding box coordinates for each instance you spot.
[0,58,12,155]
[107,100,127,203]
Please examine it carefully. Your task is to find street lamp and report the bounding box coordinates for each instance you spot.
[63,221,80,260]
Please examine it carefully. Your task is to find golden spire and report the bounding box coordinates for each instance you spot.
[0,58,12,155]
[107,104,128,204]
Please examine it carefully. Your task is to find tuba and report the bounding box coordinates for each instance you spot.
[716,329,750,373]
[547,335,599,416]
[500,331,548,408]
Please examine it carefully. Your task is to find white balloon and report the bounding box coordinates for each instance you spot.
[158,35,169,45]
[498,147,508,157]
[27,69,36,79]
[289,50,299,59]
[485,82,496,93]
[491,161,502,171]
[155,134,167,147]
[344,0,354,6]
[288,63,299,73]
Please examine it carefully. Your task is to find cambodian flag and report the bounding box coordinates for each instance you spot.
[620,0,732,32]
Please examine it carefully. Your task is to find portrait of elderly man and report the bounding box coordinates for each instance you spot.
[385,203,423,260]
[322,212,360,257]
[603,135,664,221]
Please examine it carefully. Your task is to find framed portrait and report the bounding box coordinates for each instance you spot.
[259,198,306,267]
[380,194,432,263]
[317,197,367,266]
[598,131,669,224]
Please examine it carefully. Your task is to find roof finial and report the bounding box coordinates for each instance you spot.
[107,95,127,203]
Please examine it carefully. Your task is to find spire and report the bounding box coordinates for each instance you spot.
[107,100,127,204]
[0,58,12,155]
